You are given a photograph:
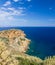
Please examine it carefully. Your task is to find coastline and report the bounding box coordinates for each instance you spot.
[0,29,55,65]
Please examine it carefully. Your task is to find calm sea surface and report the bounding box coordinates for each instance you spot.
[0,27,55,59]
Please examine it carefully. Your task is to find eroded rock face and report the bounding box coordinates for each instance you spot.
[0,29,30,65]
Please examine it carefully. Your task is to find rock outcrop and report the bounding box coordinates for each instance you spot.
[0,29,30,65]
[0,29,30,53]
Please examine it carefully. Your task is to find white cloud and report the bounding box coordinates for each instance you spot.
[13,0,19,2]
[0,6,26,27]
[27,0,31,2]
[0,8,27,27]
[3,1,11,6]
[0,0,28,27]
[0,7,25,16]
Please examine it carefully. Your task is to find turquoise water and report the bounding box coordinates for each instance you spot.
[0,27,55,59]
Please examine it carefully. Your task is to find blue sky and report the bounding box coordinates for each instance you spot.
[0,0,55,27]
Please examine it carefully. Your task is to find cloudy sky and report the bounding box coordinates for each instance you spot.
[0,0,55,27]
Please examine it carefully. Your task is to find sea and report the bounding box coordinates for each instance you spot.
[0,27,55,59]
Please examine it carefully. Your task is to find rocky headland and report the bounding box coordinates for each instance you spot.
[0,29,55,65]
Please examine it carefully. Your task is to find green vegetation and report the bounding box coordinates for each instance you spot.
[19,59,39,65]
[16,56,42,65]
[20,37,26,41]
[0,37,9,41]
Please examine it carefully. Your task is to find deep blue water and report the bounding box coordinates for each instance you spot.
[0,27,55,59]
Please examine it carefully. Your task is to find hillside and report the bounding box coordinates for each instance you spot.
[0,29,55,65]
